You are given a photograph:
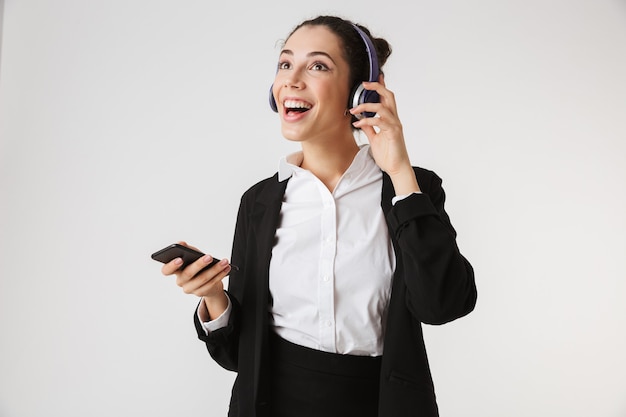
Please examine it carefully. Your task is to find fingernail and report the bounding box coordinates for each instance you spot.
[219,258,229,266]
[202,255,213,264]
[174,257,183,266]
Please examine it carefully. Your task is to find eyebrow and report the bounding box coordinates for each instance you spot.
[279,49,337,65]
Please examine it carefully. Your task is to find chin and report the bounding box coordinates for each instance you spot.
[280,126,306,142]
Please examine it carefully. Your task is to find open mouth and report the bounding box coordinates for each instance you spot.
[284,99,312,116]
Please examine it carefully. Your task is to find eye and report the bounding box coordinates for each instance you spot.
[310,62,329,71]
[277,61,291,70]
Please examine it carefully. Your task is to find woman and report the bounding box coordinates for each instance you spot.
[162,15,477,417]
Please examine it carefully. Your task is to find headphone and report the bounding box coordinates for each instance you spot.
[269,23,380,119]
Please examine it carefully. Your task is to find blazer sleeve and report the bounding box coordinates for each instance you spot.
[386,170,477,325]
[193,192,250,372]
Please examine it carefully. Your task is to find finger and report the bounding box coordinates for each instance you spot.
[352,111,398,134]
[361,81,397,112]
[351,101,399,123]
[191,266,231,294]
[177,253,217,283]
[161,257,184,276]
[349,104,376,121]
[176,240,203,253]
[350,95,396,122]
[179,254,231,283]
[180,261,231,295]
[358,124,378,142]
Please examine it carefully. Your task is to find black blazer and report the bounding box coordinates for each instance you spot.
[195,167,477,417]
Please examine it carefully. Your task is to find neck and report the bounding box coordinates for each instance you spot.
[300,135,360,192]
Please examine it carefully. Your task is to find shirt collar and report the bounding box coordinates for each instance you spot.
[277,144,373,182]
[278,151,304,182]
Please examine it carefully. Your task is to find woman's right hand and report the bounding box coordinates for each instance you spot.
[161,241,231,320]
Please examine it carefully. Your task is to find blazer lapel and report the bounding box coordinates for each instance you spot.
[246,174,288,411]
[248,174,288,275]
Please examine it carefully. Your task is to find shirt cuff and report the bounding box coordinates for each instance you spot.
[392,191,421,205]
[198,294,232,335]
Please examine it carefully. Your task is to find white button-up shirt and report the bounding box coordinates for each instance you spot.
[201,145,396,356]
[269,145,395,356]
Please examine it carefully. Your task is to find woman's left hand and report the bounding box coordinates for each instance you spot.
[350,76,420,194]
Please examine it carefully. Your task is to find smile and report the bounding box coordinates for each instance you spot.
[283,99,312,115]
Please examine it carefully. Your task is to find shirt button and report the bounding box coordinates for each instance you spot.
[322,275,330,282]
[326,321,332,327]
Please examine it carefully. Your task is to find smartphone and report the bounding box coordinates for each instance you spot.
[151,243,238,271]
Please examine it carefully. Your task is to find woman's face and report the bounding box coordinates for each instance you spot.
[273,25,352,143]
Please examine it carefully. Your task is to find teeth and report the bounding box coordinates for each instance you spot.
[284,100,311,109]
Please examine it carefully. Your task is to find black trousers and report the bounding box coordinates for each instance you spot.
[269,333,382,417]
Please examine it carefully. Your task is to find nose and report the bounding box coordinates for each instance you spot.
[271,73,304,112]
[280,67,305,90]
[283,75,303,89]
[271,66,305,111]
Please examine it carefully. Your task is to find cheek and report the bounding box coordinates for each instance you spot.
[320,82,349,108]
[272,73,287,94]
[272,79,281,99]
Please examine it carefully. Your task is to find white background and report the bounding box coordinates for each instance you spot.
[1,1,625,416]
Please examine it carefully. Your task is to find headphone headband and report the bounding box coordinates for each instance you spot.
[350,24,379,84]
[348,23,380,118]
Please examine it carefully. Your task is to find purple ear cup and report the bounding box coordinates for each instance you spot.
[269,22,380,118]
[269,84,278,112]
[351,84,380,119]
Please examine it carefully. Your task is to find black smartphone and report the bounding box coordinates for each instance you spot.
[151,243,238,271]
